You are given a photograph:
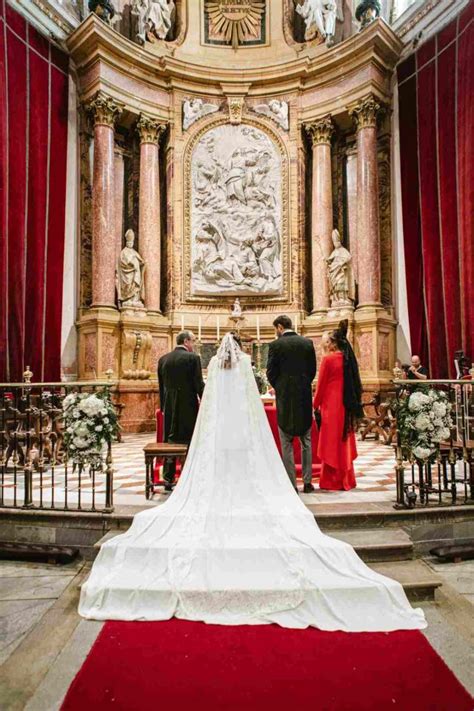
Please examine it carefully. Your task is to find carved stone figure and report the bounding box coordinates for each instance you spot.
[231,298,242,318]
[89,0,115,24]
[183,98,219,130]
[294,0,342,45]
[117,229,145,309]
[355,0,380,29]
[326,229,355,306]
[190,124,283,296]
[252,100,289,131]
[132,0,175,45]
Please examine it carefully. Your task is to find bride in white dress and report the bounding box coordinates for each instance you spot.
[79,334,426,631]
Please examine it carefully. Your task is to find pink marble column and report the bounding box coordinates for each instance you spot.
[346,146,358,283]
[88,92,123,308]
[305,116,335,314]
[137,115,166,314]
[114,145,125,265]
[350,95,382,306]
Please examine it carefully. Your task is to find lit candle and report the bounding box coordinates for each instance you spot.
[198,316,202,341]
[216,315,220,341]
[256,315,260,342]
[181,315,184,331]
[294,314,298,333]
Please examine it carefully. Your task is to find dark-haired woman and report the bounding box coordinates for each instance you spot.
[313,322,363,491]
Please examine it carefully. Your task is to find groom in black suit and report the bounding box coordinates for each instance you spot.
[158,331,205,492]
[266,315,317,493]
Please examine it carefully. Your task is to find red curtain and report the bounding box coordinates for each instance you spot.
[0,0,69,383]
[397,3,473,378]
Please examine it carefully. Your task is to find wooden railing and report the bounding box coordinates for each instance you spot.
[0,375,117,513]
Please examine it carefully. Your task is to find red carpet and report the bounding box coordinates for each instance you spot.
[61,620,472,710]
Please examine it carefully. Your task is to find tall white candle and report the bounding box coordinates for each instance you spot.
[216,315,220,341]
[181,315,184,331]
[256,315,260,342]
[294,314,298,333]
[198,316,202,341]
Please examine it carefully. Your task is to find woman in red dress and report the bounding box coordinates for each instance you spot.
[313,320,363,491]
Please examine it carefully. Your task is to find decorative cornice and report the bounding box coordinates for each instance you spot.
[304,116,334,146]
[86,91,123,127]
[136,114,167,144]
[349,94,382,130]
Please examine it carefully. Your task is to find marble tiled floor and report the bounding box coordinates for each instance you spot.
[1,433,401,508]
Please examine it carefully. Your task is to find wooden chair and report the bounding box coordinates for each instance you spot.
[144,442,188,499]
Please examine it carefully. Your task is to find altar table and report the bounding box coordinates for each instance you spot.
[154,405,320,484]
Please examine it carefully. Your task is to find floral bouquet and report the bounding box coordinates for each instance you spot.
[252,365,268,395]
[63,390,119,469]
[395,388,453,462]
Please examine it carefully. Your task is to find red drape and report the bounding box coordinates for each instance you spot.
[0,0,69,382]
[397,4,473,377]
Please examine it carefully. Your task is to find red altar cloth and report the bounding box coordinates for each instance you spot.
[154,405,320,484]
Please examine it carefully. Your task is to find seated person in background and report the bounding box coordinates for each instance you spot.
[407,355,428,381]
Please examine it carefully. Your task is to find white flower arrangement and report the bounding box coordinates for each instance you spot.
[396,388,453,462]
[63,390,119,468]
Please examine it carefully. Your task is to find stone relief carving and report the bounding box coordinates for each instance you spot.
[132,0,175,45]
[294,0,343,45]
[116,229,145,309]
[326,229,355,307]
[231,298,242,317]
[204,0,266,48]
[251,100,289,131]
[183,98,220,131]
[121,329,152,379]
[190,123,283,296]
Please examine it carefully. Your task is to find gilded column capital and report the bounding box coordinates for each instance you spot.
[349,95,382,130]
[304,116,334,146]
[87,91,123,128]
[137,114,167,145]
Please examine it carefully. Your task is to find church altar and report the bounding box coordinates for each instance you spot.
[66,2,401,431]
[154,407,320,484]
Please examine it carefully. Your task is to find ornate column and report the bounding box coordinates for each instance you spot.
[350,95,382,306]
[114,144,125,265]
[87,91,123,307]
[137,114,166,314]
[305,116,335,315]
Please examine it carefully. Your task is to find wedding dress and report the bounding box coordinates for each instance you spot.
[79,335,426,631]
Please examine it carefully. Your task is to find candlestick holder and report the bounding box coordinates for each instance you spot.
[255,341,262,371]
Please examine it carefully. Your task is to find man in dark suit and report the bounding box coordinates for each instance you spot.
[158,330,205,492]
[266,315,317,493]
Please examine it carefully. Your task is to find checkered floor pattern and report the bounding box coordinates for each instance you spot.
[0,434,401,508]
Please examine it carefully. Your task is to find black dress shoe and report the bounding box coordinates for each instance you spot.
[303,483,315,494]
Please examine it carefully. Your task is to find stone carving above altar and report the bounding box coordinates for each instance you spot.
[251,100,289,131]
[190,123,283,297]
[203,1,267,48]
[183,98,220,131]
[294,0,343,46]
[132,0,175,45]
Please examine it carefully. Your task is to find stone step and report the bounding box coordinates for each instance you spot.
[328,528,414,562]
[370,560,442,601]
